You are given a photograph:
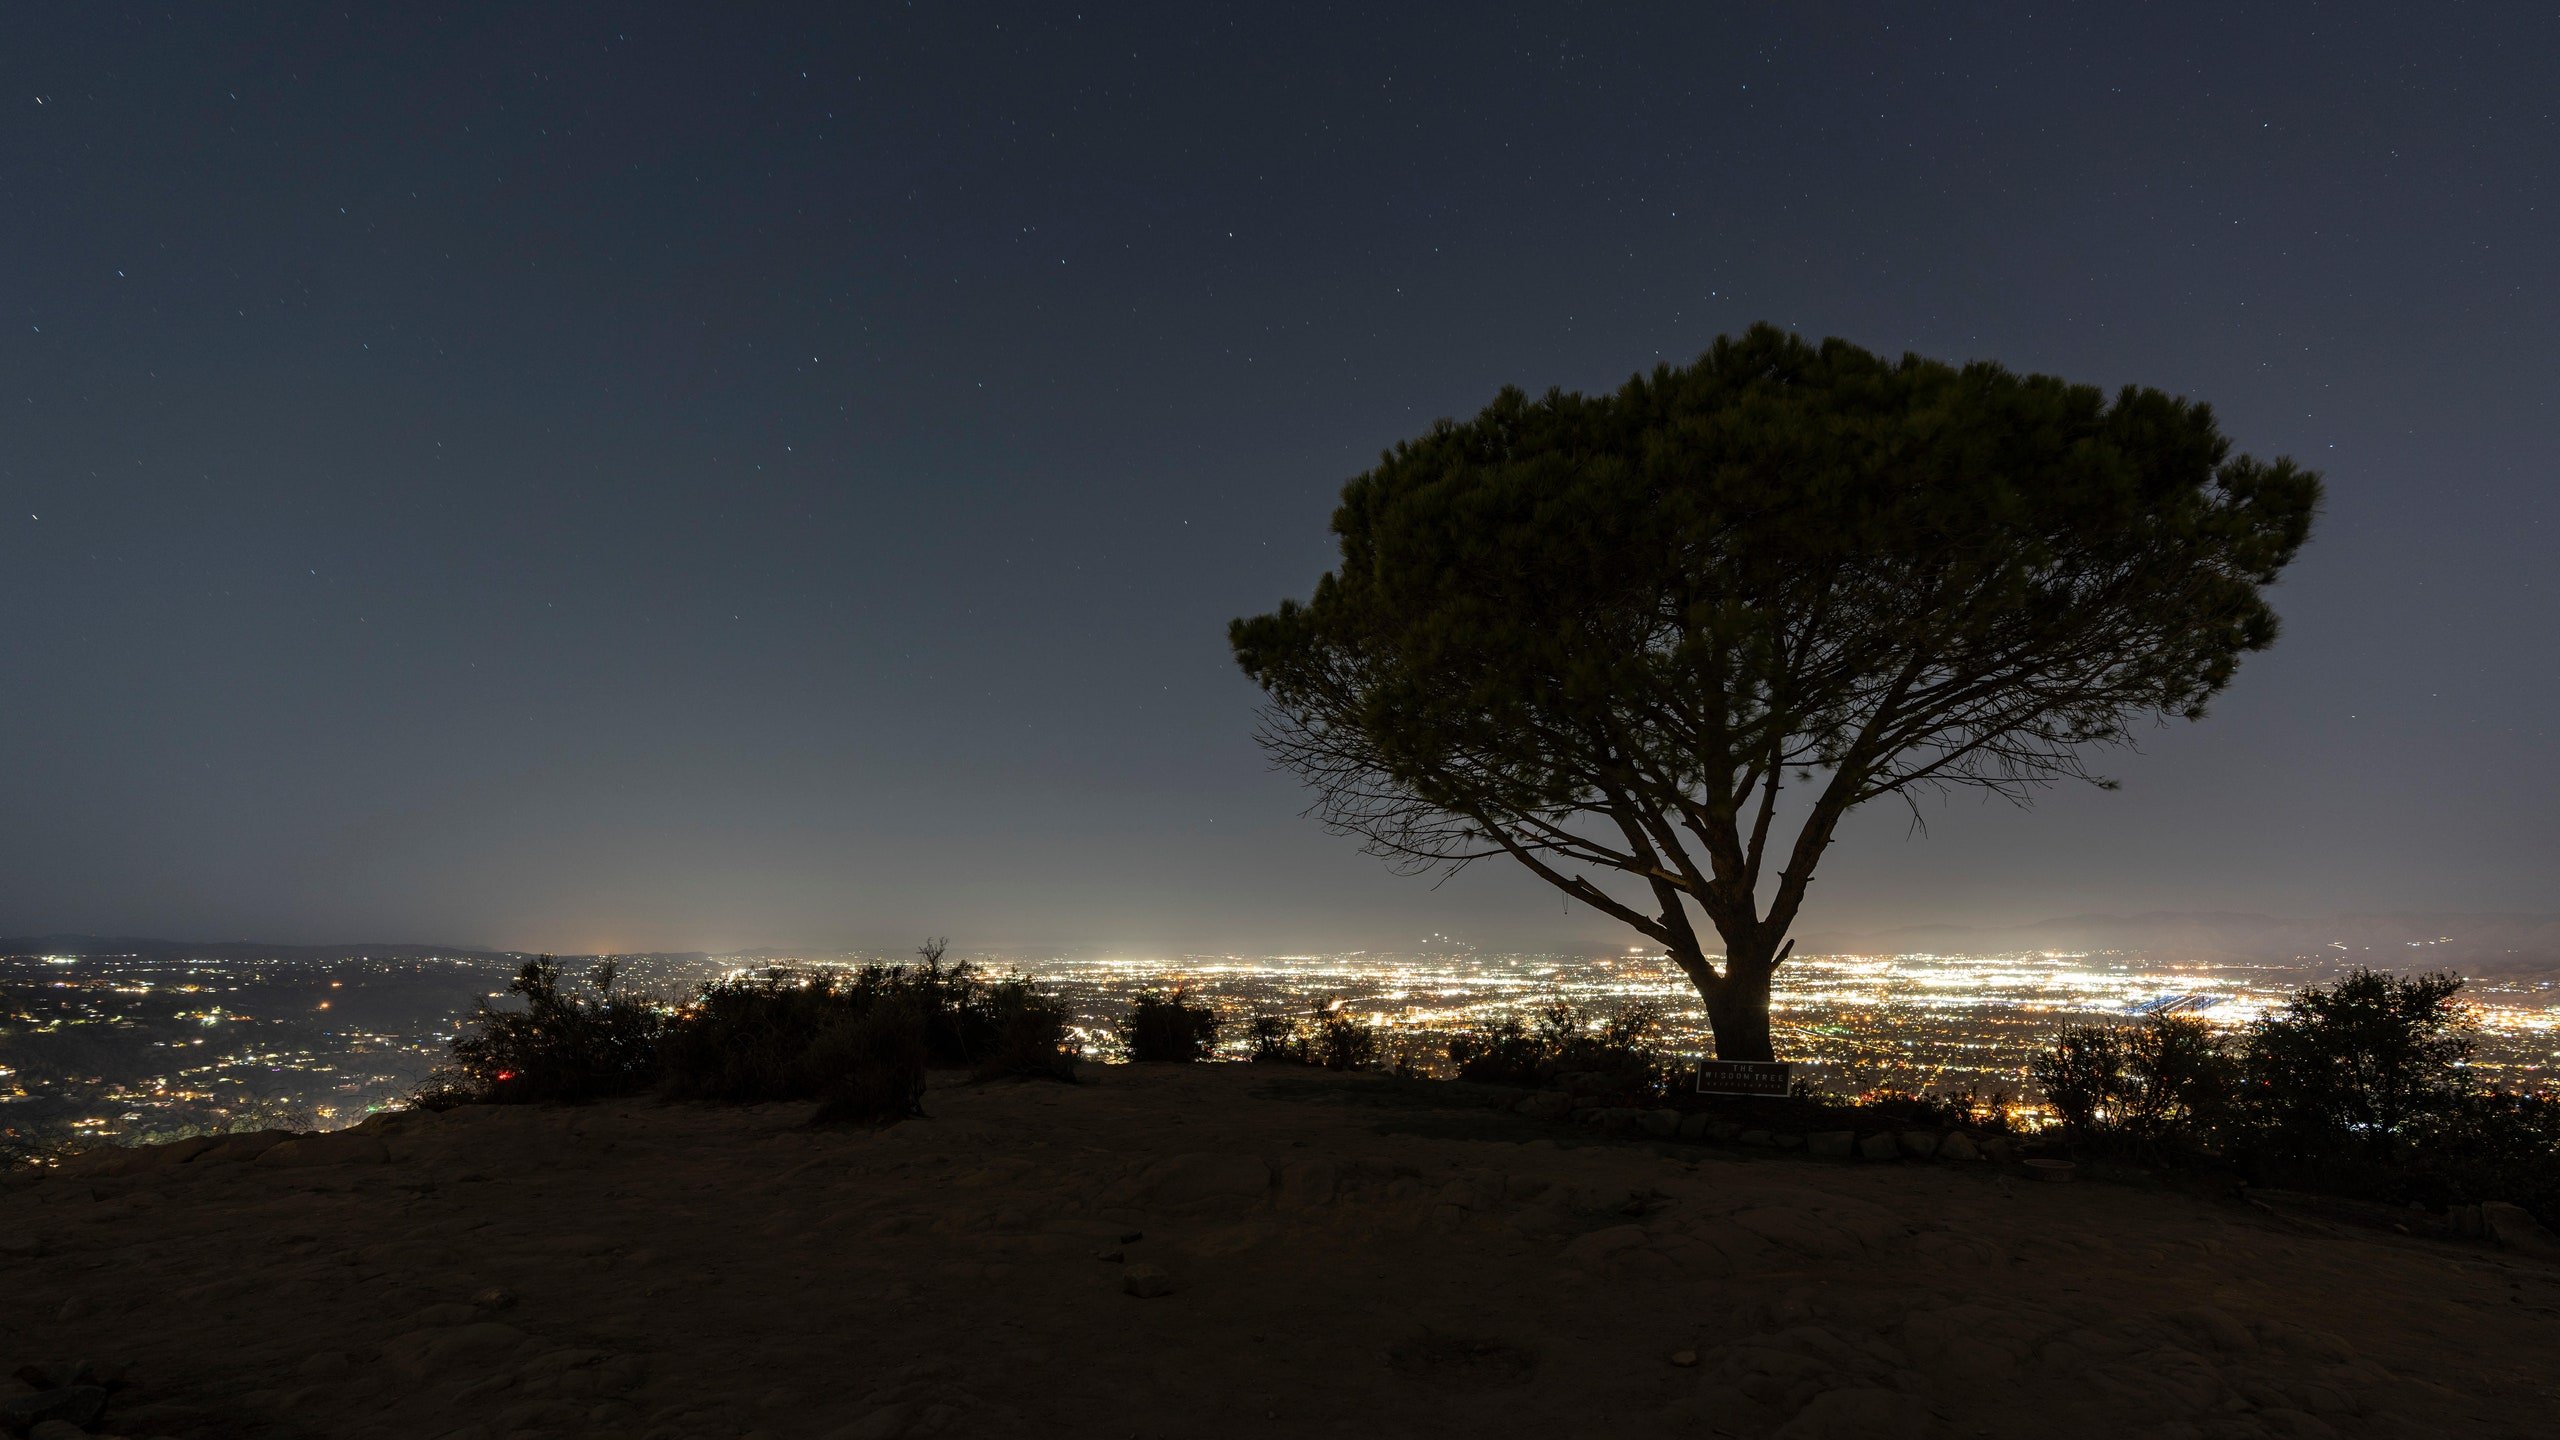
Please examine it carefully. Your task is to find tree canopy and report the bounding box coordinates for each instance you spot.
[1231,324,2320,1060]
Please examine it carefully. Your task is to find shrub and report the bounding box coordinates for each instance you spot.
[2124,1013,2239,1142]
[809,1000,929,1124]
[2027,1025,2127,1133]
[1446,1000,1670,1096]
[422,939,1079,1114]
[1446,1013,1549,1086]
[659,967,867,1102]
[1117,988,1221,1063]
[1312,1001,1380,1071]
[1249,1014,1311,1064]
[424,957,669,1105]
[973,980,1079,1082]
[2024,970,2560,1228]
[2407,1088,2560,1220]
[1851,1086,2020,1134]
[2243,969,2475,1162]
[2029,1013,2235,1153]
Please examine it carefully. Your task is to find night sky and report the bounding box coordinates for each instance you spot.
[5,5,2554,956]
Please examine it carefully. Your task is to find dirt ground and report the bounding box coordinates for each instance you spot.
[5,1064,2558,1440]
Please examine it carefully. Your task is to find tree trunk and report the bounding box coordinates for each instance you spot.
[1703,958,1777,1062]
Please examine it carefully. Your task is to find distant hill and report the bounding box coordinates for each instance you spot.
[0,934,516,963]
[1798,911,2560,980]
[0,935,712,967]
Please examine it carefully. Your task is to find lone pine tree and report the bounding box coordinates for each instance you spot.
[1232,325,2319,1061]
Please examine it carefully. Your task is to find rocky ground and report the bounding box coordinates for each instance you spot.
[5,1064,2558,1440]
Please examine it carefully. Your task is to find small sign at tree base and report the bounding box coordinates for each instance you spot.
[1696,1059,1791,1097]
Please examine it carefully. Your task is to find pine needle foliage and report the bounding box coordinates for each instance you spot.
[1234,325,2319,1059]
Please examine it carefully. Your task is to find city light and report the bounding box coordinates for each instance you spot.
[4,946,2552,1152]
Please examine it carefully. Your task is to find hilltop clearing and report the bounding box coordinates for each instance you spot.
[5,1066,2557,1439]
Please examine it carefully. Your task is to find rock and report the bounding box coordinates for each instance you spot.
[599,1354,648,1395]
[30,1421,94,1440]
[1434,1175,1496,1211]
[256,1133,391,1167]
[1095,1247,1125,1262]
[1807,1131,1856,1158]
[1558,1225,1650,1267]
[109,1401,216,1433]
[193,1128,292,1166]
[1978,1136,2015,1164]
[1669,1349,1699,1367]
[1772,1386,1930,1439]
[1513,1092,1572,1120]
[1740,1129,1776,1147]
[1118,1230,1144,1244]
[13,1361,96,1389]
[1773,1132,1806,1150]
[158,1134,225,1165]
[2170,1306,2260,1355]
[57,1148,135,1178]
[1706,1120,1745,1143]
[1638,1109,1682,1138]
[518,1346,612,1379]
[1122,1263,1174,1298]
[1677,1113,1711,1141]
[842,1404,918,1440]
[1937,1132,1981,1163]
[2479,1201,2560,1258]
[381,1322,529,1379]
[299,1350,354,1379]
[1278,1158,1337,1206]
[1857,1133,1900,1162]
[473,1285,520,1310]
[2,1387,109,1431]
[1898,1130,1940,1159]
[1113,1153,1271,1208]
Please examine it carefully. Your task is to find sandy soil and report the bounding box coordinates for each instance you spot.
[5,1064,2558,1440]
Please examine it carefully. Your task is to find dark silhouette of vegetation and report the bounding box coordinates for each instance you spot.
[1116,987,1222,1062]
[657,969,886,1102]
[2029,1013,2235,1156]
[972,980,1078,1083]
[1246,1000,1382,1070]
[2031,970,2560,1224]
[1312,1002,1381,1071]
[807,1000,928,1124]
[422,941,1076,1118]
[1447,1000,1670,1094]
[1234,324,2321,1059]
[2244,969,2475,1163]
[1248,1013,1311,1064]
[423,957,668,1105]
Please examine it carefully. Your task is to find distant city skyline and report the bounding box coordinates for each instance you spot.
[7,937,2552,1153]
[6,6,2556,954]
